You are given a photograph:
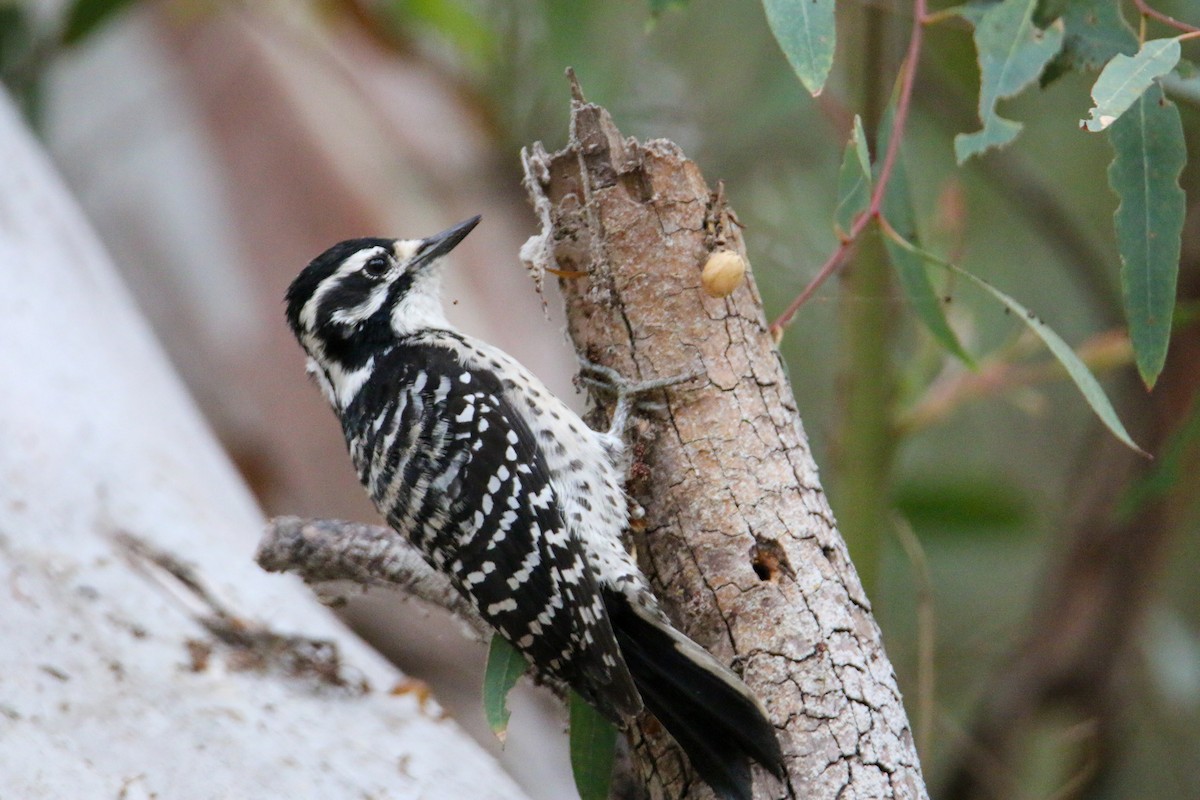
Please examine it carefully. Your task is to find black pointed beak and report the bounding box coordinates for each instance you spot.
[415,215,481,264]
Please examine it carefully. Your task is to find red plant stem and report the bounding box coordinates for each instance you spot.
[869,0,925,216]
[1132,0,1200,34]
[769,224,864,342]
[771,0,928,337]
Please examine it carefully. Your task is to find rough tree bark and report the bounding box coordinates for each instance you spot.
[517,83,928,800]
[254,88,929,799]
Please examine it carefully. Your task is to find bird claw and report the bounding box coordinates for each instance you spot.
[576,357,702,438]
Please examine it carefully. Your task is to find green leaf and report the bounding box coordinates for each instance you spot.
[1041,0,1137,85]
[834,115,872,238]
[876,80,973,364]
[954,0,1065,163]
[882,224,1147,455]
[483,635,528,742]
[569,692,617,800]
[1108,83,1185,389]
[763,0,836,96]
[884,231,974,365]
[1082,38,1181,131]
[62,0,139,45]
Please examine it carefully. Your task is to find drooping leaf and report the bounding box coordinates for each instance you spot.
[954,0,1065,163]
[569,691,617,800]
[1082,38,1181,131]
[62,0,139,45]
[1041,0,1137,85]
[1108,83,1185,389]
[763,0,836,96]
[882,224,1147,455]
[834,115,872,238]
[876,79,973,364]
[483,635,527,742]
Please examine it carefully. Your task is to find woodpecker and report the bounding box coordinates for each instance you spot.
[285,217,784,800]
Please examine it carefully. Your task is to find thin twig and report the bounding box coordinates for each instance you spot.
[1131,0,1200,34]
[770,0,929,337]
[868,0,927,220]
[769,225,865,340]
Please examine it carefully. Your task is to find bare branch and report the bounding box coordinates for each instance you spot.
[258,516,490,639]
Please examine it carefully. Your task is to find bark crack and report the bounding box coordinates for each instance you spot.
[519,89,929,799]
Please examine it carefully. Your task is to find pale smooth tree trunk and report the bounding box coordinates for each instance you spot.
[0,89,528,800]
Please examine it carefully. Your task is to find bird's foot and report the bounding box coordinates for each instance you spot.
[576,357,702,438]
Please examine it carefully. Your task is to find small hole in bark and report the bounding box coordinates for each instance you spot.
[749,539,793,582]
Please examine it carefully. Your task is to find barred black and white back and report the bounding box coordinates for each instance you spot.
[285,217,784,799]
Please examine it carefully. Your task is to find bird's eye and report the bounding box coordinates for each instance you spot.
[363,255,390,278]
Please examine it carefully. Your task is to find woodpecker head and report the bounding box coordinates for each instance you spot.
[286,216,479,364]
[285,216,479,405]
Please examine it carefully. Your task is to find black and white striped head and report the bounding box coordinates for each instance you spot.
[285,216,479,403]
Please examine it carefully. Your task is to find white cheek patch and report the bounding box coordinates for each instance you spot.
[330,281,390,326]
[298,246,391,331]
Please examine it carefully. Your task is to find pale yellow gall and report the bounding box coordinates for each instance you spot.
[701,250,746,298]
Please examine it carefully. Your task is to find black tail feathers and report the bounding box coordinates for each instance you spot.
[604,590,784,800]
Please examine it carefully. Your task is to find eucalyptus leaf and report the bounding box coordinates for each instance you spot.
[833,115,872,238]
[1082,37,1181,131]
[483,635,528,742]
[762,0,836,96]
[882,225,1147,456]
[877,83,973,364]
[1041,0,1137,85]
[569,691,617,800]
[1108,83,1185,388]
[954,0,1065,162]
